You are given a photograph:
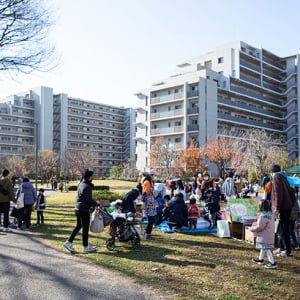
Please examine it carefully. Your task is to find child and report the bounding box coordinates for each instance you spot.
[35,188,46,225]
[154,190,165,226]
[250,199,277,269]
[205,188,220,229]
[188,196,199,230]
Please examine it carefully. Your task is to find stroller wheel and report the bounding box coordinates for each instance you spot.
[106,238,115,251]
[131,237,141,248]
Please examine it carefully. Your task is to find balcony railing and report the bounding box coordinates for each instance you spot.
[150,109,184,120]
[150,92,184,105]
[218,112,283,131]
[150,125,184,135]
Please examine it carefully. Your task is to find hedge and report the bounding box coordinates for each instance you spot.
[92,190,125,202]
[68,185,109,191]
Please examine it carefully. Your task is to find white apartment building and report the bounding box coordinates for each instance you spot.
[0,86,135,176]
[135,41,300,174]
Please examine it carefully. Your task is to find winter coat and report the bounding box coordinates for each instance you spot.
[122,188,139,214]
[250,212,275,245]
[16,182,36,205]
[290,199,300,221]
[35,194,46,211]
[163,193,188,227]
[222,177,235,197]
[271,172,293,211]
[0,177,16,203]
[75,179,97,213]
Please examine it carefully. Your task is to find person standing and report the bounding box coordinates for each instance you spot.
[250,199,277,269]
[222,172,236,201]
[269,164,294,257]
[64,170,99,253]
[16,177,36,230]
[34,188,46,225]
[0,169,16,232]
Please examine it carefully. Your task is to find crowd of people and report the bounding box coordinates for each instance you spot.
[1,165,299,268]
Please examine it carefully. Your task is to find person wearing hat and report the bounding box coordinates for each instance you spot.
[200,171,216,199]
[0,169,16,232]
[269,164,294,258]
[64,169,99,254]
[34,188,46,225]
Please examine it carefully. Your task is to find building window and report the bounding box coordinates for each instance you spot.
[218,57,224,63]
[175,105,181,110]
[175,137,181,143]
[175,121,181,126]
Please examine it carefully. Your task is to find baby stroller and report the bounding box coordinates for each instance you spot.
[106,212,142,251]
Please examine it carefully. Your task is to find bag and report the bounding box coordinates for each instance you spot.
[98,206,114,226]
[90,209,104,233]
[16,192,24,209]
[10,206,20,218]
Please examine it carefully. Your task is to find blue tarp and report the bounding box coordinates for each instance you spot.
[287,176,300,187]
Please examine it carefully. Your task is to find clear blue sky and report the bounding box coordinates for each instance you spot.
[0,0,299,107]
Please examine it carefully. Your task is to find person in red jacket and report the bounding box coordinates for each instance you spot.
[188,196,199,230]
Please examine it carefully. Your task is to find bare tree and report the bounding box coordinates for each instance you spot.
[64,149,98,179]
[238,129,287,180]
[0,0,57,77]
[150,138,180,178]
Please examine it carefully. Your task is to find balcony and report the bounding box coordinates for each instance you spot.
[150,92,184,105]
[187,124,199,131]
[187,107,199,115]
[187,90,199,98]
[218,112,283,131]
[217,97,282,118]
[150,109,183,120]
[150,126,184,136]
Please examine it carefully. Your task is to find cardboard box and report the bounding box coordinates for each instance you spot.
[244,226,256,244]
[230,222,243,239]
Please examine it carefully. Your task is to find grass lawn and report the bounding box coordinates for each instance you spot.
[32,180,299,300]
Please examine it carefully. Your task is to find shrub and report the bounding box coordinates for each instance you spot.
[92,190,125,202]
[68,185,110,191]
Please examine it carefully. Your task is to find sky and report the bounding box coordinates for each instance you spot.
[0,0,300,107]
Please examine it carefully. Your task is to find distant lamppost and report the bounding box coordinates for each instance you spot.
[34,122,39,191]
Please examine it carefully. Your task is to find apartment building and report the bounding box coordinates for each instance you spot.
[135,41,300,174]
[0,86,134,176]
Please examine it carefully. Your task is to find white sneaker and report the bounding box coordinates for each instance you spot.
[63,241,75,253]
[83,245,96,253]
[3,227,13,232]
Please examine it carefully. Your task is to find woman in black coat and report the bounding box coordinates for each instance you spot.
[163,193,188,232]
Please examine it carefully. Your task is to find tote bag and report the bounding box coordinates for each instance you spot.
[90,209,104,233]
[16,186,24,209]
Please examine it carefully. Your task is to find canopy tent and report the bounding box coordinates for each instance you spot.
[285,165,300,174]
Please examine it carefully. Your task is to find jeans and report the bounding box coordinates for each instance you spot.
[289,220,299,248]
[68,210,90,247]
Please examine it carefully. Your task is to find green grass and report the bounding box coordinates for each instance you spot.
[31,181,300,300]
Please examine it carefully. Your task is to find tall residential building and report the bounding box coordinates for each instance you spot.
[135,41,300,174]
[0,86,134,176]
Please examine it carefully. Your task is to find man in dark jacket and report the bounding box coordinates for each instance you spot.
[122,183,142,214]
[270,164,293,257]
[0,169,16,232]
[64,169,99,254]
[163,193,188,232]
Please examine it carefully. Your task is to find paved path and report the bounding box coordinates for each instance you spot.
[0,230,167,300]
